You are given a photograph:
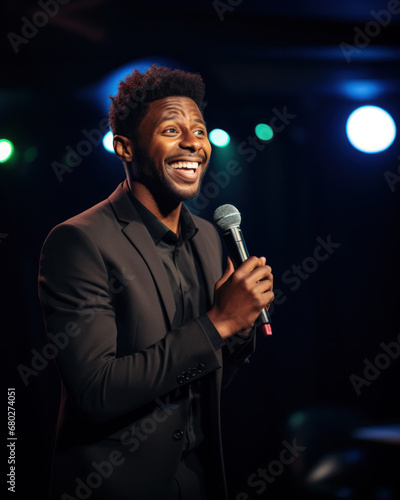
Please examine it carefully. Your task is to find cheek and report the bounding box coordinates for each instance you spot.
[205,141,212,158]
[155,139,176,160]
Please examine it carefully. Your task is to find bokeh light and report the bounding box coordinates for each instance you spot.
[0,139,14,163]
[209,128,230,147]
[255,123,274,141]
[102,131,115,153]
[346,105,396,154]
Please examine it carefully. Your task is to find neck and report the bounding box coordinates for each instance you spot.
[129,179,182,235]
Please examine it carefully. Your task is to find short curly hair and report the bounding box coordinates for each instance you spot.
[108,65,206,141]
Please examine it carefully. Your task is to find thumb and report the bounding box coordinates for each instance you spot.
[215,257,235,290]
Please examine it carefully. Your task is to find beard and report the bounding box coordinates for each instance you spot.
[133,144,207,206]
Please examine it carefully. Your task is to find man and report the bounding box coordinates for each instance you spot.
[38,65,274,499]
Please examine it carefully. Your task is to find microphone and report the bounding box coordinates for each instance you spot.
[213,204,272,336]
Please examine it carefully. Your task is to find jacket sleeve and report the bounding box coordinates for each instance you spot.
[38,223,223,425]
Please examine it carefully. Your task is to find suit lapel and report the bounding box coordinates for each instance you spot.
[108,181,176,329]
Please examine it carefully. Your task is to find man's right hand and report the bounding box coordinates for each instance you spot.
[207,256,274,339]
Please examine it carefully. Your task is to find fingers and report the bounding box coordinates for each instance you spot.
[237,256,274,305]
[249,264,273,285]
[209,255,274,339]
[236,255,266,273]
[215,257,235,290]
[226,256,235,274]
[216,255,273,297]
[236,256,272,285]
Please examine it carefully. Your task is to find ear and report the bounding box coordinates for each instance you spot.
[113,135,133,162]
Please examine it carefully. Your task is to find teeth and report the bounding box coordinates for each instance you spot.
[169,161,199,170]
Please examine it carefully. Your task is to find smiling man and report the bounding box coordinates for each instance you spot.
[113,94,211,233]
[38,66,274,500]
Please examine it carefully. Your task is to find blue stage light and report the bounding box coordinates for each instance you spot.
[102,131,114,153]
[340,80,385,100]
[90,58,182,113]
[346,106,396,153]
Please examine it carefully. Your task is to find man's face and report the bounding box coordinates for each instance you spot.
[132,96,212,203]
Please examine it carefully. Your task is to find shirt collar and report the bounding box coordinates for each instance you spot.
[128,192,198,245]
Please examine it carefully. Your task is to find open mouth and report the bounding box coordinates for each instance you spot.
[168,161,200,171]
[167,160,201,181]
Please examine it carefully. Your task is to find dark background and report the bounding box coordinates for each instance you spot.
[2,1,400,499]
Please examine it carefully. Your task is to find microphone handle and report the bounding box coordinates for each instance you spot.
[223,227,249,268]
[222,228,272,336]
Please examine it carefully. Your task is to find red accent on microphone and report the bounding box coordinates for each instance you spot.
[260,324,272,336]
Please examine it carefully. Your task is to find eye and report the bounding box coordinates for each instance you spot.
[194,129,206,136]
[164,127,177,134]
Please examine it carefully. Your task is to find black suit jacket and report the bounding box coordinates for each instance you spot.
[38,180,255,499]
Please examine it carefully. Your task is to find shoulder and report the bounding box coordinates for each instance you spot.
[61,198,116,235]
[40,202,122,287]
[42,182,127,250]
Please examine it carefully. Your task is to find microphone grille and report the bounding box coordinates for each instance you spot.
[213,204,241,232]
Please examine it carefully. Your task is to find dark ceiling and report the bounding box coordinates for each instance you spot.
[3,0,400,95]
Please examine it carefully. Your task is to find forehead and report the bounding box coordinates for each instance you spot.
[143,96,204,127]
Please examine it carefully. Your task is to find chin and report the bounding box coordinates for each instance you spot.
[163,180,201,203]
[145,172,203,205]
[176,186,202,202]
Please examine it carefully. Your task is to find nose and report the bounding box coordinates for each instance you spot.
[179,130,202,152]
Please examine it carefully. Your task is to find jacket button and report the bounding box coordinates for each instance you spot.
[183,371,191,381]
[177,375,185,384]
[196,363,205,373]
[173,430,184,440]
[189,369,197,378]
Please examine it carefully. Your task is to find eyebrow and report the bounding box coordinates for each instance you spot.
[157,115,206,127]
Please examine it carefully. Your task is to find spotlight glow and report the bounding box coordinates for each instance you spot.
[209,129,230,147]
[346,105,396,154]
[102,131,114,153]
[0,139,14,163]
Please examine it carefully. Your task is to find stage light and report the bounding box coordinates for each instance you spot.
[91,57,182,113]
[102,131,114,153]
[255,123,274,141]
[0,139,14,163]
[346,105,396,154]
[340,80,385,100]
[209,129,230,147]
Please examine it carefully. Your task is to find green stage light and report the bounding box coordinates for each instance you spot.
[209,129,230,147]
[255,123,274,141]
[0,139,14,163]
